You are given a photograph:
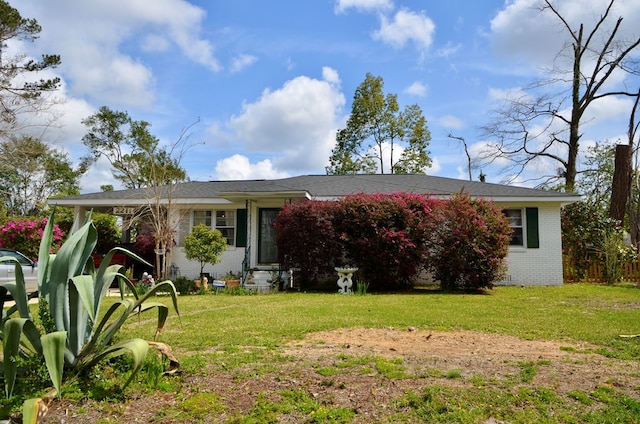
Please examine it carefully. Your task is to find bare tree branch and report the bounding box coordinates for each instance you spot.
[481,0,640,191]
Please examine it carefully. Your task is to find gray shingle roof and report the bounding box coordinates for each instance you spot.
[50,174,580,205]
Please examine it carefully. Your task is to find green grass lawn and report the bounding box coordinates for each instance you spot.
[39,284,640,422]
[122,283,640,356]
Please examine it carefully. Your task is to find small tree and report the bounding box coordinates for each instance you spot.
[561,201,619,280]
[183,224,228,278]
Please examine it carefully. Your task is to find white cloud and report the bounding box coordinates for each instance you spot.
[227,68,345,173]
[230,54,258,74]
[215,154,290,180]
[438,115,465,130]
[334,0,394,14]
[437,41,461,58]
[322,67,342,86]
[425,156,441,174]
[141,34,171,52]
[80,157,120,193]
[490,0,640,68]
[487,87,523,102]
[404,81,427,97]
[373,8,435,52]
[19,0,220,108]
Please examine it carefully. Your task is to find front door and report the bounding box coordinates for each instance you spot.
[258,208,279,264]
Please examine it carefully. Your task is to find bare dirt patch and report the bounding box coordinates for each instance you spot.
[42,328,640,423]
[285,327,638,395]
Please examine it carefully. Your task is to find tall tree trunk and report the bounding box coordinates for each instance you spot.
[629,90,640,246]
[565,30,583,193]
[610,143,632,223]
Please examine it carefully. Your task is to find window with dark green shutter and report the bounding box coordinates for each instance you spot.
[502,207,540,248]
[236,209,247,247]
[525,207,539,248]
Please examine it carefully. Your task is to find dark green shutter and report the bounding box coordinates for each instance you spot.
[526,207,539,248]
[236,209,247,247]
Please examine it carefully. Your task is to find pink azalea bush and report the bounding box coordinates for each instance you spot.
[0,218,65,260]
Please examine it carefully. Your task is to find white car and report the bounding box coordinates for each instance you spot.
[0,248,38,295]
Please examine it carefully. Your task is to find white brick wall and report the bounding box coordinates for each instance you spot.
[498,203,564,286]
[169,201,567,286]
[170,247,245,280]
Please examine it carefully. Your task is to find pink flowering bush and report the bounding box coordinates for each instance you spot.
[430,193,511,291]
[334,193,443,290]
[0,217,65,260]
[275,192,511,292]
[275,200,343,289]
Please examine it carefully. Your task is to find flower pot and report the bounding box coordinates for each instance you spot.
[225,279,240,289]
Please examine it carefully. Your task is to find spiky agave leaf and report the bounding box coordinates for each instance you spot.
[3,319,42,398]
[37,209,57,298]
[47,217,97,334]
[133,280,181,334]
[41,331,67,397]
[81,338,150,389]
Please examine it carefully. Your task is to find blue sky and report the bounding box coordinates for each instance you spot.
[14,0,640,192]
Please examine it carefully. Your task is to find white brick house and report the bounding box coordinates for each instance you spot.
[50,174,580,287]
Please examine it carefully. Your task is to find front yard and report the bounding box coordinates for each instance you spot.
[41,284,640,423]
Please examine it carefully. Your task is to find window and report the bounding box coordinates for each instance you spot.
[193,210,212,227]
[0,250,34,266]
[215,211,235,246]
[192,210,236,246]
[503,209,524,246]
[502,207,539,249]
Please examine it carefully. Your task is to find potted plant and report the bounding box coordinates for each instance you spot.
[222,271,241,289]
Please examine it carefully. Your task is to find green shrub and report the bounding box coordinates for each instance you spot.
[562,201,620,280]
[174,276,196,295]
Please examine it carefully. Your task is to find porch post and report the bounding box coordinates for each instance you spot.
[71,206,86,234]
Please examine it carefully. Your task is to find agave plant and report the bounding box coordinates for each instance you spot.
[0,209,180,419]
